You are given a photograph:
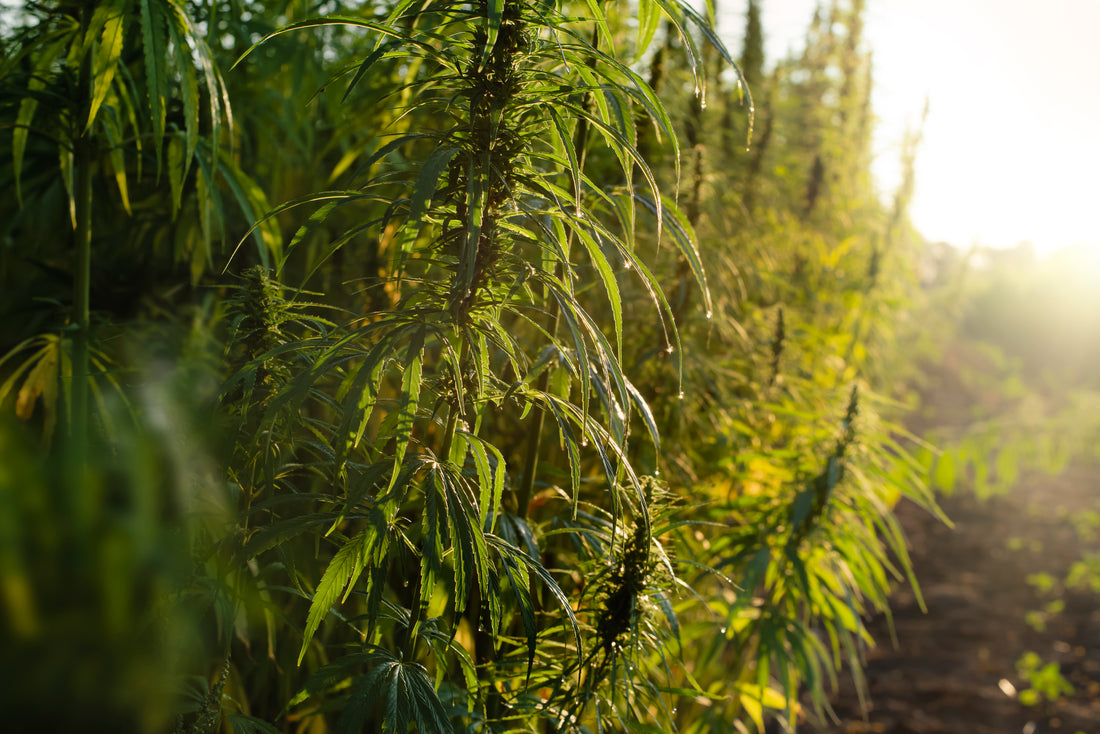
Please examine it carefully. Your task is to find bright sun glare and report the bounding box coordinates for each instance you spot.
[723,0,1100,261]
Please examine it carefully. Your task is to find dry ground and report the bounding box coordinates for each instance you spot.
[803,466,1100,734]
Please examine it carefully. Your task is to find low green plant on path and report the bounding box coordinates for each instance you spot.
[1016,652,1074,708]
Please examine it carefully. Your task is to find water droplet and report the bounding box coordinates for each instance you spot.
[677,391,685,400]
[623,261,633,271]
[720,627,727,635]
[581,438,589,447]
[665,344,674,354]
[672,708,678,716]
[705,310,713,320]
[653,469,660,477]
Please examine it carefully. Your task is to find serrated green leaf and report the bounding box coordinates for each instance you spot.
[12,97,37,208]
[167,134,183,218]
[139,0,167,173]
[403,662,451,733]
[12,29,69,207]
[85,0,127,132]
[177,44,200,172]
[98,107,131,214]
[298,530,368,665]
[431,463,488,615]
[489,534,583,672]
[407,145,457,240]
[462,432,506,532]
[341,337,392,455]
[582,0,616,57]
[572,222,623,357]
[216,149,282,269]
[480,0,504,70]
[635,0,660,60]
[387,328,425,492]
[342,42,394,102]
[456,153,488,300]
[497,544,538,684]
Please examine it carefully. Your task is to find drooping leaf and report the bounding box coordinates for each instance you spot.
[216,148,283,269]
[298,531,368,665]
[139,0,167,172]
[487,534,583,661]
[406,145,458,242]
[85,0,128,133]
[480,0,504,71]
[386,327,425,492]
[97,106,131,214]
[13,28,69,206]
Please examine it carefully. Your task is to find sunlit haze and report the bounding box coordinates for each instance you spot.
[719,0,1100,259]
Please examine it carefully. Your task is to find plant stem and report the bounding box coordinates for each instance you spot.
[71,9,94,480]
[73,143,91,457]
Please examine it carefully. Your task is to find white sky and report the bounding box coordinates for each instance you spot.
[717,0,1100,258]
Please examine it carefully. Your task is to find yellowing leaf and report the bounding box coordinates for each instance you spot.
[86,0,128,132]
[736,682,799,731]
[15,340,59,434]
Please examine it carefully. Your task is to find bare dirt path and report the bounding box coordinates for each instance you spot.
[802,463,1100,734]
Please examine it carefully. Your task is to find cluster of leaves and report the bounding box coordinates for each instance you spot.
[1,0,943,732]
[1015,652,1075,709]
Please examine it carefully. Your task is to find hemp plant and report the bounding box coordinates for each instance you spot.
[221,0,747,729]
[0,0,278,458]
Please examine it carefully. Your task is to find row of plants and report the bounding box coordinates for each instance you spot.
[1,0,943,731]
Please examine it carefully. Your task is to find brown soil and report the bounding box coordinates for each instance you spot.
[802,467,1100,734]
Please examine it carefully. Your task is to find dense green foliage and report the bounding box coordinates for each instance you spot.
[1,0,942,731]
